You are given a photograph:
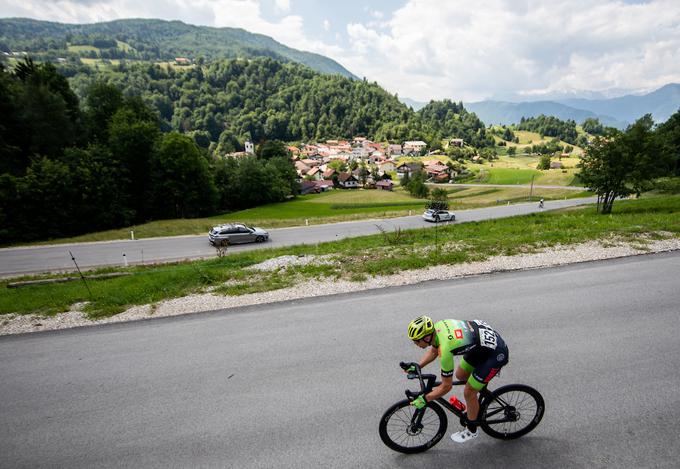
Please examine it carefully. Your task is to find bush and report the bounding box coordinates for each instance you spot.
[653,177,680,193]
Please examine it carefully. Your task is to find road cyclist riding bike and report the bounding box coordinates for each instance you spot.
[378,315,544,453]
[407,316,509,443]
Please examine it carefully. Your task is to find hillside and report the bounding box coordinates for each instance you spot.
[0,17,355,78]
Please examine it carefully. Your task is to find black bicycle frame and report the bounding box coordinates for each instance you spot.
[400,361,513,428]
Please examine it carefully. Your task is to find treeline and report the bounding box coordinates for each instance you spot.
[517,115,579,145]
[61,58,491,152]
[0,59,298,244]
[417,100,495,148]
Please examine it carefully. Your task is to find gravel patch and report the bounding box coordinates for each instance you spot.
[2,237,679,336]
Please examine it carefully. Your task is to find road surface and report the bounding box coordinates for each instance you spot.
[1,251,678,468]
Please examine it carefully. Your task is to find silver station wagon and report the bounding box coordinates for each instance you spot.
[208,223,270,246]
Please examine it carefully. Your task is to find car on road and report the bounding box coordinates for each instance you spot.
[422,209,456,223]
[208,223,270,246]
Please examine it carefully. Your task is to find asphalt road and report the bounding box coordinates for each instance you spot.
[0,197,597,277]
[1,251,679,468]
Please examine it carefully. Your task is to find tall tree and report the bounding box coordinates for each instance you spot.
[578,115,666,214]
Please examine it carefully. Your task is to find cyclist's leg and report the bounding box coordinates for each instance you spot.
[457,350,488,432]
[470,336,509,390]
[455,356,475,381]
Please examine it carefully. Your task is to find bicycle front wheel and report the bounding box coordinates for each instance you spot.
[379,399,448,454]
[479,384,545,440]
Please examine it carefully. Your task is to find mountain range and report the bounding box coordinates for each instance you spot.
[0,18,355,78]
[466,84,680,129]
[404,84,680,129]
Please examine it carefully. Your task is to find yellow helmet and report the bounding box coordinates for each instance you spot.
[407,315,434,341]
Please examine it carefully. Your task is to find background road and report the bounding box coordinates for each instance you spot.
[0,197,596,277]
[1,251,678,468]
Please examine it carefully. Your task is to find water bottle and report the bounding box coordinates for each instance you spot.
[449,395,466,411]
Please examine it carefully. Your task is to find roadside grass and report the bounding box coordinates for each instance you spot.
[2,195,678,319]
[11,186,591,246]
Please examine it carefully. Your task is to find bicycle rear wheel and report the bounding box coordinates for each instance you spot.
[379,399,448,453]
[479,384,544,440]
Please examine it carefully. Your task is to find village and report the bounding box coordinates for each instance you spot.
[229,137,466,195]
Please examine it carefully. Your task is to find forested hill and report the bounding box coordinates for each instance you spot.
[0,17,355,78]
[62,58,439,151]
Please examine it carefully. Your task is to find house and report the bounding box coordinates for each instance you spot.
[403,140,427,154]
[245,141,255,155]
[314,180,335,192]
[306,166,323,181]
[295,160,311,175]
[287,145,301,157]
[396,162,423,176]
[338,172,360,189]
[550,161,564,169]
[174,57,192,65]
[300,180,320,195]
[388,144,403,156]
[376,180,394,191]
[323,168,337,179]
[368,151,385,163]
[433,173,451,183]
[377,160,396,174]
[449,138,465,147]
[352,147,369,159]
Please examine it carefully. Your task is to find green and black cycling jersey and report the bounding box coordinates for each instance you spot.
[432,319,509,390]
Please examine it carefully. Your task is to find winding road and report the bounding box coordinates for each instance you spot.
[0,197,597,277]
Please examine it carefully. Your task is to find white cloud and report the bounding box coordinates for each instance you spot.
[2,0,679,101]
[274,0,290,14]
[338,0,680,101]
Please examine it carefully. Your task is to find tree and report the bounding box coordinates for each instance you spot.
[406,170,429,198]
[507,146,516,156]
[655,107,680,176]
[256,139,288,160]
[148,133,217,218]
[578,115,666,214]
[538,154,551,170]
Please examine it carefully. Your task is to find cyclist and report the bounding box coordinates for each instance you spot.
[407,315,509,443]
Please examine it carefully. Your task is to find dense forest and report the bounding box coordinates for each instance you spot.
[0,59,298,244]
[0,18,354,77]
[417,100,495,148]
[61,58,437,152]
[517,114,580,145]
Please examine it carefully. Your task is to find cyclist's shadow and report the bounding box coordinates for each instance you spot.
[387,436,574,469]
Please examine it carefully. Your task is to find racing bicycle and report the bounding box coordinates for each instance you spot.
[379,362,545,453]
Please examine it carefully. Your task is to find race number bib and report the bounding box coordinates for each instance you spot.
[474,320,497,349]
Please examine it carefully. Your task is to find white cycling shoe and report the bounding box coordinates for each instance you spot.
[451,428,478,443]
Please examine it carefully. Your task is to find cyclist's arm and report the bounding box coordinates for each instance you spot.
[418,346,438,368]
[425,375,453,403]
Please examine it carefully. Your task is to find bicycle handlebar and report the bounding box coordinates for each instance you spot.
[399,361,467,399]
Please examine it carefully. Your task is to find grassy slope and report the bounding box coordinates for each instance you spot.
[2,195,678,319]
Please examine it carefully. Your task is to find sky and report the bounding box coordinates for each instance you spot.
[2,0,680,102]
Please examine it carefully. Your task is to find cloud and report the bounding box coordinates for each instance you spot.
[273,0,290,14]
[339,0,680,101]
[2,0,679,101]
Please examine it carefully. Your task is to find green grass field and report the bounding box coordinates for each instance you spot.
[16,185,592,246]
[2,195,678,319]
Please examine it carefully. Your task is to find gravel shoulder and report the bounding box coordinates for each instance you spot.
[2,237,679,336]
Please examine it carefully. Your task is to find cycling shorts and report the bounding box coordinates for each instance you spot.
[459,333,509,391]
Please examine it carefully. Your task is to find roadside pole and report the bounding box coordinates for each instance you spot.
[529,175,535,201]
